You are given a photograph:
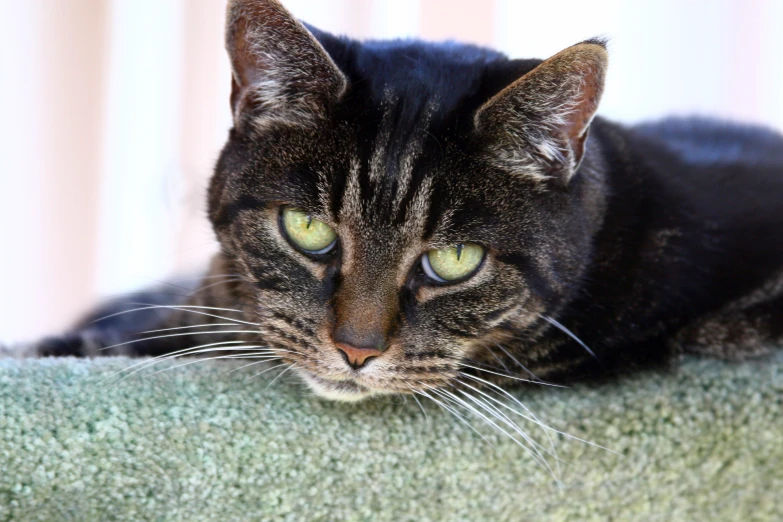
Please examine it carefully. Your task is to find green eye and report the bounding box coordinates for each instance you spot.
[422,243,484,282]
[281,207,337,254]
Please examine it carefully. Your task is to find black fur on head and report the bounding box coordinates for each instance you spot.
[209,0,608,400]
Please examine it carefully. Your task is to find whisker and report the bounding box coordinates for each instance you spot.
[92,304,260,327]
[194,277,244,293]
[244,362,289,382]
[485,344,511,373]
[140,323,238,334]
[430,386,552,474]
[460,371,571,472]
[107,335,289,378]
[222,353,286,360]
[460,372,557,431]
[494,342,542,382]
[101,340,250,383]
[411,393,429,423]
[107,342,279,383]
[195,274,248,280]
[145,353,282,377]
[226,357,283,374]
[130,303,262,325]
[461,372,619,455]
[413,388,496,449]
[430,387,516,456]
[453,377,561,477]
[538,314,598,360]
[133,277,204,294]
[265,363,297,390]
[457,373,553,429]
[459,363,566,388]
[449,381,554,458]
[157,346,287,358]
[99,329,261,353]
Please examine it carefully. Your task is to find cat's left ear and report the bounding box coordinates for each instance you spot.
[474,40,608,184]
[225,0,347,130]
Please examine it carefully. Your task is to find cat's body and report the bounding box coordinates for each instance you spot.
[33,0,783,401]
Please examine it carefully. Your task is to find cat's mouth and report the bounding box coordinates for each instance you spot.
[298,371,379,402]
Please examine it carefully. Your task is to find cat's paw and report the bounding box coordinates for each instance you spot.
[32,331,125,358]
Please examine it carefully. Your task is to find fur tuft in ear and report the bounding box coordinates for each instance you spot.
[475,40,608,184]
[225,0,347,131]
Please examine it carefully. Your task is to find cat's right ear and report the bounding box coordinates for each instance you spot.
[474,40,608,185]
[225,0,347,131]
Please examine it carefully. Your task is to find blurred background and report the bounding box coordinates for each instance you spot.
[1,0,782,344]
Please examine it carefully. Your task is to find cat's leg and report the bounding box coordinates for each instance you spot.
[25,255,255,358]
[672,291,783,359]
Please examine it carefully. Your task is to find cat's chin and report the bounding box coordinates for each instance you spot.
[299,372,380,402]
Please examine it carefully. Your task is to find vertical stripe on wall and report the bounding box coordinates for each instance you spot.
[0,0,107,342]
[420,0,495,46]
[97,0,184,297]
[174,1,231,277]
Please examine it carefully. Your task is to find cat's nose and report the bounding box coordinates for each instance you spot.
[335,343,382,370]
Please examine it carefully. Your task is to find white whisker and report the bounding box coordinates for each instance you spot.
[411,392,429,423]
[494,342,542,381]
[92,304,259,327]
[227,357,283,374]
[99,329,261,353]
[430,385,552,474]
[131,303,262,326]
[485,344,511,373]
[457,374,552,430]
[453,377,561,478]
[414,388,496,449]
[459,363,566,388]
[450,381,554,458]
[461,372,619,455]
[106,341,289,383]
[101,340,251,383]
[195,274,246,280]
[140,323,238,334]
[265,363,296,390]
[244,362,289,382]
[538,314,598,360]
[145,353,282,377]
[194,277,243,293]
[111,346,282,384]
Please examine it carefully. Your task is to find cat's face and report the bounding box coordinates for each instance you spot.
[209,0,607,401]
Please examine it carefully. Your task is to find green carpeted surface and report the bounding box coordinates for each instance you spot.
[0,354,781,521]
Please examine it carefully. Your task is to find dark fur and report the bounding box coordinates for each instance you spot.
[33,0,783,401]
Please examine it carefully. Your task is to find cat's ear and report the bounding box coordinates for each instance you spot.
[474,40,608,184]
[225,0,347,130]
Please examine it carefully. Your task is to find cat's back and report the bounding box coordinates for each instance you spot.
[628,117,783,222]
[634,117,783,167]
[632,117,783,307]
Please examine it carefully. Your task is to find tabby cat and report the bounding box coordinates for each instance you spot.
[34,0,783,402]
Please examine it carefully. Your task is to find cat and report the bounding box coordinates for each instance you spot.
[30,0,783,403]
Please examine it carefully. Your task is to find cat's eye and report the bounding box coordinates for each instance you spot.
[281,207,337,255]
[422,243,485,283]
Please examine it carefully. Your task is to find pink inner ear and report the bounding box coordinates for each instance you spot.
[559,51,606,145]
[558,51,606,166]
[229,14,255,89]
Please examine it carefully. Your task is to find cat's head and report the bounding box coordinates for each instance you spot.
[209,0,608,401]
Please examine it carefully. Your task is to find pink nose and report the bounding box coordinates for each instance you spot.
[335,343,382,369]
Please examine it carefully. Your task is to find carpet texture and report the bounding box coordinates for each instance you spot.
[0,354,781,521]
